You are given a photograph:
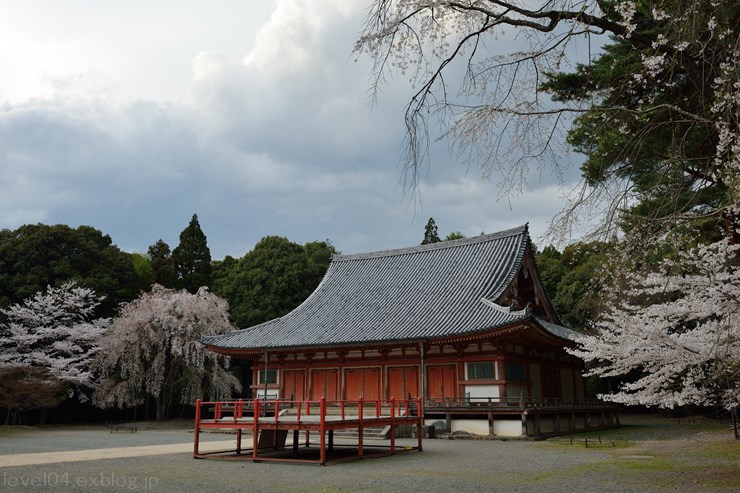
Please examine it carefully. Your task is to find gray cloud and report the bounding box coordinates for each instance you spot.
[0,0,585,259]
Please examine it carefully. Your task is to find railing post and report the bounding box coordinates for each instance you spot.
[358,397,364,460]
[193,399,201,457]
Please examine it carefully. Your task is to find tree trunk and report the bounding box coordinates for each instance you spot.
[155,394,164,421]
[732,407,739,441]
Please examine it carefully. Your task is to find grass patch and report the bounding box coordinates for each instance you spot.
[0,425,38,435]
[536,417,740,491]
[695,438,740,460]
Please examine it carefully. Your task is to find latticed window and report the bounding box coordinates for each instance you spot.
[505,362,526,381]
[467,361,495,379]
[259,369,278,384]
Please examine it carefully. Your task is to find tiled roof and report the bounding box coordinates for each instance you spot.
[203,224,577,351]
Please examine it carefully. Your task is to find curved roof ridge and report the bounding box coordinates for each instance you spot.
[333,224,528,262]
[203,223,542,351]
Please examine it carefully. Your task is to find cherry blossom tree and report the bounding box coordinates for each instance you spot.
[93,284,240,420]
[355,0,739,242]
[568,238,740,436]
[0,281,111,405]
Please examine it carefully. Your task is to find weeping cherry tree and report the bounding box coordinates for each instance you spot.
[94,284,241,420]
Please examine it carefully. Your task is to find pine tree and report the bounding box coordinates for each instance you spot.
[172,214,212,293]
[421,217,441,245]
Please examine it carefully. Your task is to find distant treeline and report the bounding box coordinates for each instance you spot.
[0,215,336,329]
[0,215,612,332]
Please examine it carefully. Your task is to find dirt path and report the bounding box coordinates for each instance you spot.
[0,440,235,467]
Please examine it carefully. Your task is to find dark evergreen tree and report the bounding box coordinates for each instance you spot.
[147,239,177,288]
[535,242,614,332]
[172,214,212,293]
[421,217,441,245]
[212,237,336,328]
[303,240,337,272]
[0,224,138,316]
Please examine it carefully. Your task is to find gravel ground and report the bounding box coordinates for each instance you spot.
[0,415,737,493]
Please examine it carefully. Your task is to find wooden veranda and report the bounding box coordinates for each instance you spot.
[193,397,423,465]
[424,396,619,437]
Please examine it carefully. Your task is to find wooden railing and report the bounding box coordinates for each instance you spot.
[195,397,421,424]
[194,397,425,464]
[424,396,614,411]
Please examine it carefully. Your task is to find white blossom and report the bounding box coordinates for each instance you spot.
[93,285,240,419]
[0,282,110,399]
[616,2,637,37]
[641,53,666,78]
[568,239,740,411]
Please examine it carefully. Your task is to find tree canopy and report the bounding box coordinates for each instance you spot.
[212,237,336,328]
[147,239,177,289]
[0,224,140,316]
[536,242,613,331]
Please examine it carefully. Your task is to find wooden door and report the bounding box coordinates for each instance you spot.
[310,369,338,400]
[282,370,305,401]
[541,367,560,398]
[387,366,419,400]
[345,368,380,400]
[427,365,456,400]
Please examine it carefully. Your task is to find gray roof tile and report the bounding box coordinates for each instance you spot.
[203,224,577,351]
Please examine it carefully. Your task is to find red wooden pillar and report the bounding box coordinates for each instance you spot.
[390,397,396,454]
[358,397,364,460]
[305,399,311,447]
[235,398,242,455]
[273,399,281,448]
[417,397,423,452]
[252,399,260,461]
[319,397,327,465]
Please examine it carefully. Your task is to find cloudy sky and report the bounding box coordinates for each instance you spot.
[0,0,589,259]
